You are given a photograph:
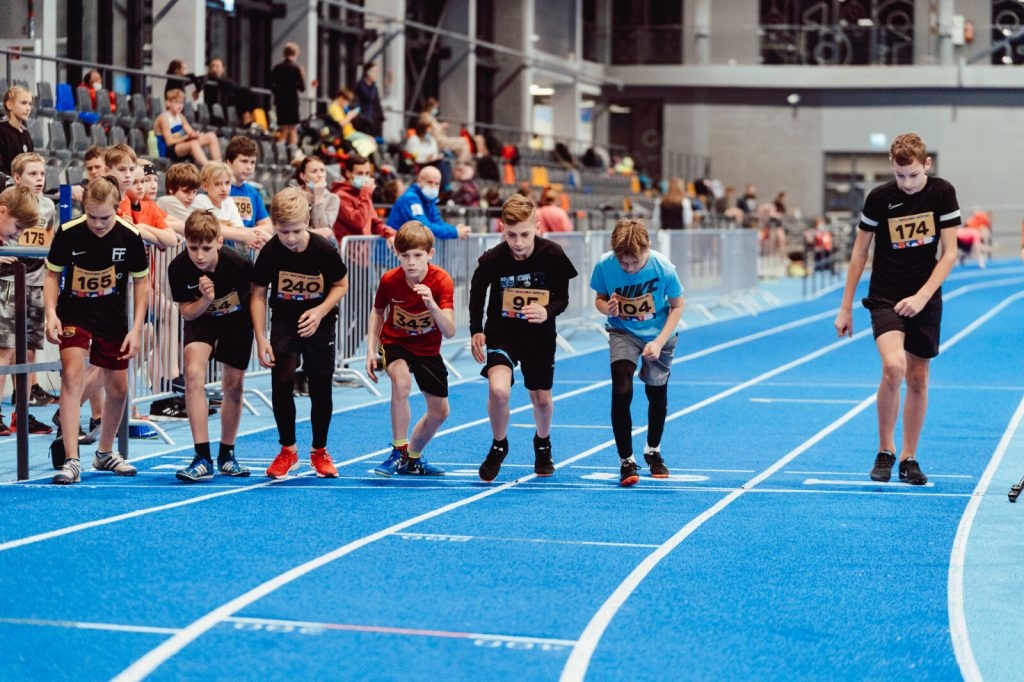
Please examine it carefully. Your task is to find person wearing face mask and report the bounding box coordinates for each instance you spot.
[385,166,471,240]
[418,97,471,162]
[81,70,117,112]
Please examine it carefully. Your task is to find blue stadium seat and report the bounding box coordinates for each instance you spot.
[55,83,79,123]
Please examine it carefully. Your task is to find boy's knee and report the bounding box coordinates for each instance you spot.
[490,385,510,405]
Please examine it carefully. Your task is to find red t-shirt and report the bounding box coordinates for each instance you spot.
[373,264,454,356]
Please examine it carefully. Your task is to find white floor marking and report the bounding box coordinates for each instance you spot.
[510,423,610,429]
[393,531,660,549]
[948,394,1024,682]
[749,398,862,404]
[580,472,709,483]
[0,617,179,635]
[802,478,935,488]
[559,288,1024,682]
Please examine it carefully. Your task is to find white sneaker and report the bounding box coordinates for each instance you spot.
[93,451,137,476]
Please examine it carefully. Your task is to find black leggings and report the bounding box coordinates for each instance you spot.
[272,355,333,449]
[611,360,668,458]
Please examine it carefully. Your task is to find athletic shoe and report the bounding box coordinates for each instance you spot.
[373,446,406,477]
[293,371,309,397]
[10,412,54,434]
[52,458,81,485]
[52,412,96,445]
[533,437,554,476]
[129,423,160,439]
[88,417,102,437]
[49,438,65,470]
[310,448,338,478]
[219,457,251,477]
[150,397,189,420]
[29,384,60,406]
[176,457,214,483]
[899,458,928,485]
[398,456,445,475]
[266,447,299,479]
[869,450,897,482]
[643,449,670,478]
[0,415,9,437]
[93,451,137,476]
[479,442,508,482]
[620,459,640,487]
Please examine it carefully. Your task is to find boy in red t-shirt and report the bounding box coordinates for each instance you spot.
[367,220,456,476]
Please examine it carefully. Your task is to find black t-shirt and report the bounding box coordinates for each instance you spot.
[0,120,33,176]
[45,215,149,337]
[252,233,347,322]
[859,176,960,301]
[468,237,578,341]
[168,246,253,329]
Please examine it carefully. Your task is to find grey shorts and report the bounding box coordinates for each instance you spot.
[0,280,45,350]
[608,328,676,386]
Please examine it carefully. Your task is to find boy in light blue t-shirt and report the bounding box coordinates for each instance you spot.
[590,219,685,487]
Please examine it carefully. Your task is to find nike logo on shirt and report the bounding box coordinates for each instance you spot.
[187,284,200,289]
[72,250,87,256]
[888,203,903,210]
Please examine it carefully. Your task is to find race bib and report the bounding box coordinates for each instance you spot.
[71,265,116,298]
[501,287,549,319]
[18,227,50,247]
[887,212,936,249]
[206,291,242,316]
[617,293,656,321]
[392,306,435,335]
[277,271,324,301]
[232,196,254,222]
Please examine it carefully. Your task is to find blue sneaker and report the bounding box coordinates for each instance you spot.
[129,423,159,439]
[176,457,213,483]
[398,456,445,476]
[373,446,405,477]
[218,457,251,477]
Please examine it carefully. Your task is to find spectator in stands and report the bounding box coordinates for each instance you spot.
[81,70,117,112]
[70,145,107,204]
[0,154,58,433]
[154,89,222,167]
[156,162,202,226]
[164,59,201,100]
[294,155,338,243]
[738,183,758,226]
[353,62,384,139]
[224,136,274,237]
[404,120,442,165]
[386,166,470,240]
[192,161,260,252]
[450,161,481,208]
[418,97,471,162]
[716,185,746,225]
[957,207,991,268]
[0,86,33,176]
[329,154,393,242]
[653,177,692,230]
[757,191,788,257]
[203,57,251,127]
[269,42,307,147]
[381,178,405,207]
[537,186,573,233]
[326,87,378,161]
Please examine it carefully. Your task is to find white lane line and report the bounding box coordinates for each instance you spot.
[393,531,660,549]
[0,617,179,635]
[510,423,610,429]
[559,288,1024,682]
[948,394,1024,682]
[802,478,935,488]
[749,398,862,404]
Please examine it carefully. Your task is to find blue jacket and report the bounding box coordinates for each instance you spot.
[385,184,458,239]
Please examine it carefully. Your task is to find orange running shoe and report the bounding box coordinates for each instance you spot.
[266,447,299,479]
[310,447,338,478]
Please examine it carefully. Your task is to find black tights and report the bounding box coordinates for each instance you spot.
[611,360,668,458]
[272,356,333,449]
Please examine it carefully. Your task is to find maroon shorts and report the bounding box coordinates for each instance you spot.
[58,324,130,370]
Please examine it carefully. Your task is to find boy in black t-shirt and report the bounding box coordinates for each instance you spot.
[169,210,255,482]
[469,194,578,482]
[251,187,348,479]
[834,132,960,486]
[44,178,150,485]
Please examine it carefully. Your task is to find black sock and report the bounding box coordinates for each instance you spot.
[533,433,550,448]
[194,442,211,461]
[492,437,508,453]
[217,442,234,464]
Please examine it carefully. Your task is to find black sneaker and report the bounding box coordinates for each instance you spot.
[898,458,928,485]
[619,459,640,487]
[150,397,189,420]
[29,384,59,406]
[643,450,669,478]
[0,415,10,437]
[870,450,896,482]
[52,412,96,445]
[293,371,309,397]
[479,442,508,482]
[533,436,554,476]
[11,412,54,434]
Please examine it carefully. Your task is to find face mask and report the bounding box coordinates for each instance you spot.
[421,186,439,200]
[352,175,370,190]
[431,108,439,116]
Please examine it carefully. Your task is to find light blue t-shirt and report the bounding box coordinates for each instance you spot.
[230,182,269,228]
[589,249,684,342]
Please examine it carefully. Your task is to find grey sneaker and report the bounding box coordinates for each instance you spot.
[870,450,896,482]
[93,451,137,476]
[176,457,214,483]
[218,457,251,477]
[53,458,81,485]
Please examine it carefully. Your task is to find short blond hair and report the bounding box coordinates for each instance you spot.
[10,152,45,177]
[104,143,137,169]
[0,185,40,227]
[610,218,651,259]
[270,186,310,226]
[200,161,232,186]
[501,193,536,226]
